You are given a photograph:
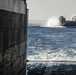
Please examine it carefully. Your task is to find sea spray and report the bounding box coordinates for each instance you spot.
[46,17,60,27]
[42,16,64,28]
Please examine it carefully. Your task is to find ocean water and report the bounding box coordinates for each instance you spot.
[27,24,76,61]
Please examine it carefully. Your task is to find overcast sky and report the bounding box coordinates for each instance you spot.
[27,0,76,21]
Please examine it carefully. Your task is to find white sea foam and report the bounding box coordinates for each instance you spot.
[27,48,76,61]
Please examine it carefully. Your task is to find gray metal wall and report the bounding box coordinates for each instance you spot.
[0,0,25,14]
[0,0,27,75]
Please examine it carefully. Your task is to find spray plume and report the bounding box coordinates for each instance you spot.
[45,16,63,27]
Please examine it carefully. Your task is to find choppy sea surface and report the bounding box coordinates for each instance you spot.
[27,24,76,61]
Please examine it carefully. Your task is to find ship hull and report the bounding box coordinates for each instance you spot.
[60,21,76,27]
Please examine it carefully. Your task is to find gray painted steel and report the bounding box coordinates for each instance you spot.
[0,0,27,75]
[0,0,26,14]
